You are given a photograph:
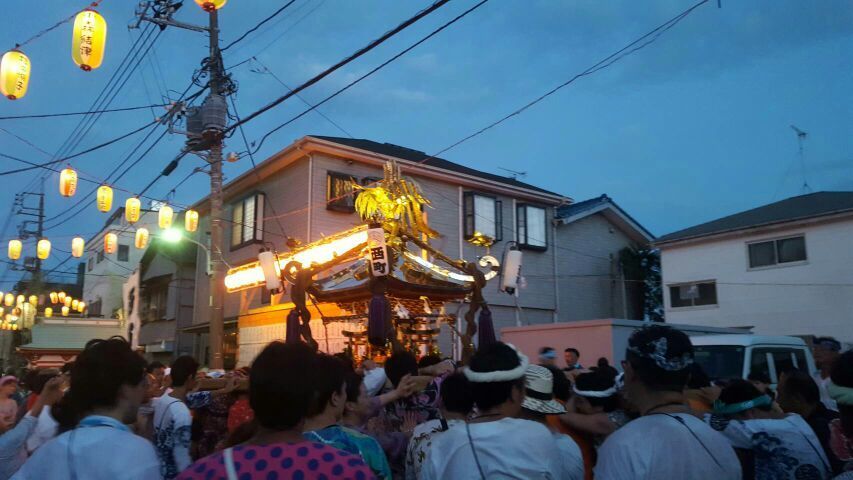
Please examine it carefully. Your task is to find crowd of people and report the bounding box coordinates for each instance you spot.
[0,327,851,479]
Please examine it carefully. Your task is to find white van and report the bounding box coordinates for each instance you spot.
[690,334,816,387]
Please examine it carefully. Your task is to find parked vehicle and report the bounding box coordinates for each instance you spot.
[691,334,815,387]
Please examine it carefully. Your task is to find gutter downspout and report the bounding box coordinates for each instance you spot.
[306,152,313,242]
[552,208,559,323]
[455,186,464,361]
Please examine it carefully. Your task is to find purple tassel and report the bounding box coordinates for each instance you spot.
[285,310,301,344]
[477,306,496,348]
[368,293,390,347]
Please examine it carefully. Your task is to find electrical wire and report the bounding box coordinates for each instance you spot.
[225,0,451,134]
[244,0,490,155]
[227,0,327,70]
[0,103,171,121]
[249,57,354,138]
[220,0,299,52]
[0,121,159,176]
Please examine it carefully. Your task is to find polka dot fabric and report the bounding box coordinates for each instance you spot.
[176,442,376,480]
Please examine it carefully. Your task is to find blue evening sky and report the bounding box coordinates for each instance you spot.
[1,0,851,281]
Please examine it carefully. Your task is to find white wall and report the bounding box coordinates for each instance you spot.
[84,211,158,318]
[661,218,853,343]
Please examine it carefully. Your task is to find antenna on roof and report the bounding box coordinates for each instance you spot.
[790,125,812,194]
[498,167,527,180]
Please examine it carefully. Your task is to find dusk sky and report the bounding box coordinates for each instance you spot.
[1,0,851,284]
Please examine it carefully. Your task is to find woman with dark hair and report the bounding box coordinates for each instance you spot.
[13,337,160,480]
[559,368,630,446]
[177,342,373,480]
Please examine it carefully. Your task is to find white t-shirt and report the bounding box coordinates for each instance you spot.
[595,413,742,480]
[153,393,206,480]
[421,417,564,479]
[705,413,831,479]
[813,372,839,412]
[25,405,58,454]
[12,415,160,480]
[553,432,584,480]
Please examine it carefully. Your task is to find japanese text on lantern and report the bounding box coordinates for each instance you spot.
[367,227,388,276]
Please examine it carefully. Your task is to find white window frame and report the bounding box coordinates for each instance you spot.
[230,192,265,249]
[463,192,502,242]
[746,234,807,270]
[516,204,547,250]
[667,280,718,310]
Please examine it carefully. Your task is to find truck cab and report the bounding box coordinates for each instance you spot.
[690,334,815,387]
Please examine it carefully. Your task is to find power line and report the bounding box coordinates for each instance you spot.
[244,0,491,155]
[0,103,171,121]
[220,0,299,52]
[227,0,327,69]
[249,57,354,138]
[225,0,452,134]
[0,121,159,176]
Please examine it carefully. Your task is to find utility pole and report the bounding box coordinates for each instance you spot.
[205,9,226,370]
[136,1,230,368]
[15,179,46,284]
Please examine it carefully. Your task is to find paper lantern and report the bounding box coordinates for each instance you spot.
[71,9,107,71]
[158,205,173,229]
[104,232,118,254]
[0,307,3,317]
[36,239,51,260]
[44,307,52,318]
[3,293,13,307]
[125,197,141,223]
[8,240,22,260]
[185,210,199,232]
[59,167,78,197]
[11,324,18,331]
[58,291,66,303]
[96,185,113,212]
[16,295,25,306]
[0,50,30,100]
[28,295,37,307]
[77,301,86,313]
[195,0,227,11]
[135,228,149,249]
[64,296,72,308]
[71,237,85,258]
[71,299,79,310]
[62,306,70,317]
[49,292,58,304]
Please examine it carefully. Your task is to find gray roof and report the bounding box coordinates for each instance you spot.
[657,191,853,244]
[557,194,655,242]
[310,136,563,197]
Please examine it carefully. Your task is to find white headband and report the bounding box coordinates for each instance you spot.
[572,372,623,398]
[463,343,529,383]
[572,384,618,398]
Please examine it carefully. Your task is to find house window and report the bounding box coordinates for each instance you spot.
[87,257,94,271]
[231,193,265,248]
[463,193,502,241]
[516,204,547,250]
[747,236,806,268]
[143,279,169,323]
[117,245,130,262]
[361,176,382,188]
[669,281,717,308]
[96,250,104,263]
[327,172,357,212]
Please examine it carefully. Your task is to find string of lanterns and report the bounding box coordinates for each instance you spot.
[1,0,225,100]
[0,289,86,330]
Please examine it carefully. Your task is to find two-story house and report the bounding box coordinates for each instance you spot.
[83,207,158,318]
[656,191,853,343]
[184,136,652,366]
